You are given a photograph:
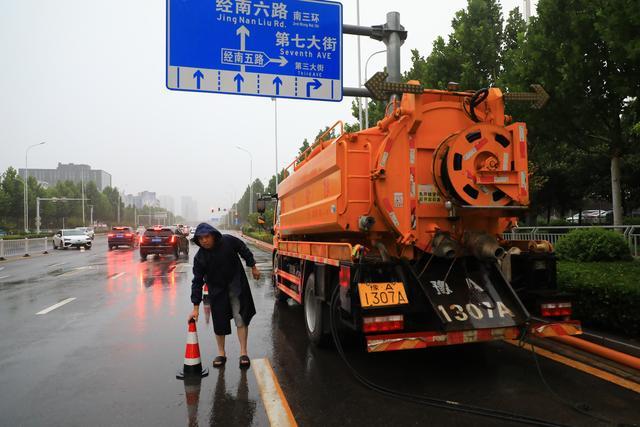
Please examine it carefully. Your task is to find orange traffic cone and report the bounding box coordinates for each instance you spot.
[177,319,209,380]
[203,283,209,302]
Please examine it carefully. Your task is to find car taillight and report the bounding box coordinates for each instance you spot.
[363,315,404,333]
[170,235,176,243]
[339,265,350,288]
[541,302,572,317]
[139,236,144,244]
[108,233,114,237]
[124,233,132,237]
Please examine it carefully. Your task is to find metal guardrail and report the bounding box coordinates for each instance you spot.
[503,225,639,257]
[0,237,49,259]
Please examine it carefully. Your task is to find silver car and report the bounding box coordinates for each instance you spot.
[53,229,92,250]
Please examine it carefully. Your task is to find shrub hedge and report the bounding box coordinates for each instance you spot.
[555,228,631,262]
[241,226,273,244]
[557,261,640,337]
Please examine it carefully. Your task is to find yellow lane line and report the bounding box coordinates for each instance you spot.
[252,358,298,427]
[503,339,640,394]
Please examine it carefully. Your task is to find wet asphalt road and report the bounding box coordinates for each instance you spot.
[0,234,638,427]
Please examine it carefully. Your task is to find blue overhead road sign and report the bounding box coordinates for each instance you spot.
[167,0,343,102]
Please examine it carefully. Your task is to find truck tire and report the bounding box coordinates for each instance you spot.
[272,252,288,303]
[304,273,330,346]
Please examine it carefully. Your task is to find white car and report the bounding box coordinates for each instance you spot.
[75,226,95,240]
[53,229,92,250]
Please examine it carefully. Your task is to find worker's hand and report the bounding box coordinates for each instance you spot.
[188,306,199,323]
[251,266,261,280]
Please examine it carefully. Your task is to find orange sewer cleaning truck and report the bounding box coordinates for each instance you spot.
[257,83,581,352]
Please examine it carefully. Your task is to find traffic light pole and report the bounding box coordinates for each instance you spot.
[36,197,87,234]
[342,11,406,103]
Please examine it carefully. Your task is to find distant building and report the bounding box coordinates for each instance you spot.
[122,191,159,209]
[158,195,175,213]
[20,163,112,191]
[181,196,198,221]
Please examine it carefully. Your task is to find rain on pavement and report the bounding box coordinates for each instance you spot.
[0,235,638,426]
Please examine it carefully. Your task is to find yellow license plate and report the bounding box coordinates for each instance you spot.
[358,282,409,308]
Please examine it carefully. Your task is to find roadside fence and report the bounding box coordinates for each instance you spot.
[503,225,639,257]
[0,237,49,260]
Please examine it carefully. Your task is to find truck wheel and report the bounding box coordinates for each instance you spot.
[272,252,288,302]
[304,273,330,346]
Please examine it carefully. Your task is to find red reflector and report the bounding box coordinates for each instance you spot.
[363,315,404,333]
[541,302,572,317]
[339,265,351,288]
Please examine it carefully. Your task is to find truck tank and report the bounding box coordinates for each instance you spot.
[277,84,528,260]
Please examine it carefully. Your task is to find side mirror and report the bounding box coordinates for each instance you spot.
[256,199,266,214]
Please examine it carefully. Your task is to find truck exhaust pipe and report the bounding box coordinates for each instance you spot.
[464,232,505,262]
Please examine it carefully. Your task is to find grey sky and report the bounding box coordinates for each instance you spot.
[0,0,535,220]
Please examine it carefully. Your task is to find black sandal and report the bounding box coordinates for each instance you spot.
[239,355,251,369]
[213,356,227,368]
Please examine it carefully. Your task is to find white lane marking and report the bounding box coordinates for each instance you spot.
[253,358,297,427]
[0,275,10,280]
[36,297,77,315]
[110,272,125,279]
[0,267,5,271]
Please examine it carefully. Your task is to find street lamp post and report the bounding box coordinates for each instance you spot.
[24,142,46,232]
[364,49,387,129]
[236,146,253,215]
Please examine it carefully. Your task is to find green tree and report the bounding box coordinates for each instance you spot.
[516,0,640,224]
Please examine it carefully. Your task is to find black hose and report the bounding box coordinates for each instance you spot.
[469,88,489,122]
[328,286,571,427]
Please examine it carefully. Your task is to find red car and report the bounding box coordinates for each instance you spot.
[108,226,137,250]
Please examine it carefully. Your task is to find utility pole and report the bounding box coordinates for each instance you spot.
[81,168,85,226]
[117,191,121,224]
[273,98,279,191]
[89,204,94,226]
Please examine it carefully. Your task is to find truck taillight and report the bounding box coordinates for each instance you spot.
[541,302,572,317]
[363,315,404,333]
[339,265,350,288]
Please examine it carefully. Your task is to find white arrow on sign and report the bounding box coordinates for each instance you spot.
[236,25,250,72]
[270,56,288,67]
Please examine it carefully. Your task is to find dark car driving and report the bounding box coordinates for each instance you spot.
[139,225,189,261]
[108,226,137,249]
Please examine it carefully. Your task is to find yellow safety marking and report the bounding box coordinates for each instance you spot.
[503,340,640,394]
[253,358,298,427]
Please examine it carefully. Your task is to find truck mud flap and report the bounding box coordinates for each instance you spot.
[404,257,529,332]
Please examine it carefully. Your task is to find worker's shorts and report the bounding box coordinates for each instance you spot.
[213,289,245,336]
